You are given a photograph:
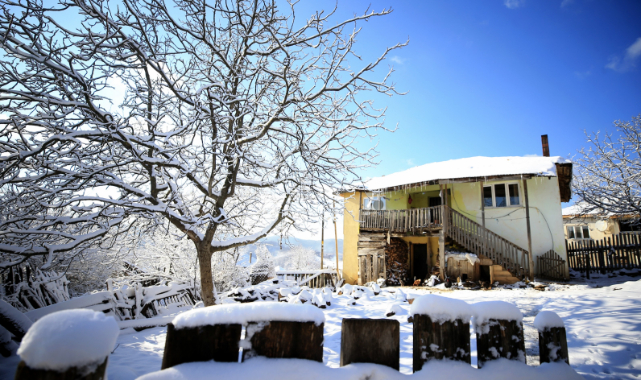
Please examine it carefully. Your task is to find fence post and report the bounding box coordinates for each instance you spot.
[340,318,400,370]
[242,321,324,362]
[597,239,606,275]
[584,242,590,279]
[162,322,242,369]
[411,295,471,372]
[15,310,118,380]
[534,311,569,365]
[473,301,526,368]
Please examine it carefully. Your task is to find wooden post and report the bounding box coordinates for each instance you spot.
[340,318,400,370]
[476,319,526,368]
[321,212,324,270]
[242,321,324,362]
[413,314,470,372]
[15,358,109,380]
[539,327,569,365]
[480,180,485,229]
[522,179,535,280]
[161,322,242,369]
[334,200,341,280]
[439,184,447,280]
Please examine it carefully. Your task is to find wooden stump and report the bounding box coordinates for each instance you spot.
[242,321,323,362]
[476,319,526,368]
[340,318,400,370]
[539,327,569,364]
[413,314,470,372]
[14,358,108,380]
[161,322,242,369]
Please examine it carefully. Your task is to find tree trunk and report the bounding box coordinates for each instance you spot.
[197,244,216,306]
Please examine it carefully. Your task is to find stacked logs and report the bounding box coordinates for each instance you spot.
[385,238,409,285]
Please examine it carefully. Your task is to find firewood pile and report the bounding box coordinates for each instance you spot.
[385,238,409,286]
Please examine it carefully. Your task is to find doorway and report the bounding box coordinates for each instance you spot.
[428,197,441,207]
[480,265,491,282]
[413,244,428,281]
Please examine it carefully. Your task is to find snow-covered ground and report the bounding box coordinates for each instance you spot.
[2,272,640,379]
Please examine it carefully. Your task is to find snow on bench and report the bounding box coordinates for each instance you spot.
[172,302,324,329]
[15,309,118,379]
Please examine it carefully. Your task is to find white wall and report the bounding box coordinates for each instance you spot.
[449,176,568,277]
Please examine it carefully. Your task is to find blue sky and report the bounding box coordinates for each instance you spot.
[287,0,641,240]
[292,0,641,180]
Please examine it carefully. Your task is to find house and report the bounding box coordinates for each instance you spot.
[562,202,641,241]
[340,142,572,286]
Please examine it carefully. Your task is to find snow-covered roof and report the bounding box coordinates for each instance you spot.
[365,156,570,191]
[562,202,598,217]
[562,202,631,218]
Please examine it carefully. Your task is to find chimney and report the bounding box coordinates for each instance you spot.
[541,134,550,157]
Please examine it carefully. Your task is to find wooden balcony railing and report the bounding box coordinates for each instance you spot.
[359,206,443,232]
[358,205,530,279]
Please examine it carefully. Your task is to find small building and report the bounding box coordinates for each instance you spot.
[340,153,572,286]
[562,202,640,241]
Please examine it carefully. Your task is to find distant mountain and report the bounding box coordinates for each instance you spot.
[237,236,343,267]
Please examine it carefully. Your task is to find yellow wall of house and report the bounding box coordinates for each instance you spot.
[400,236,440,270]
[363,186,446,211]
[341,191,361,284]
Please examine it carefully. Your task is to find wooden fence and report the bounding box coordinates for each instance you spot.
[275,270,340,288]
[536,250,567,281]
[566,234,641,278]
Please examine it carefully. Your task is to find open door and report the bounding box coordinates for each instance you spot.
[413,244,428,281]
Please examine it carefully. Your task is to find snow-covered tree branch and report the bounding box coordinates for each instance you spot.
[0,0,405,305]
[573,114,641,222]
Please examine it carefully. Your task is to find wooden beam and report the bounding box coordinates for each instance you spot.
[523,179,535,280]
[480,181,485,229]
[439,184,446,280]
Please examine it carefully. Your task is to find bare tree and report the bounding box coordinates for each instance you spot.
[0,0,405,305]
[573,115,641,222]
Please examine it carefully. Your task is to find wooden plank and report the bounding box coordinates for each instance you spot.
[413,314,470,372]
[15,358,108,380]
[476,319,526,368]
[480,180,486,229]
[243,321,324,362]
[162,323,242,369]
[340,318,400,370]
[539,327,569,364]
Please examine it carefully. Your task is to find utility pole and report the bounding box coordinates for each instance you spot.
[321,212,324,270]
[334,199,341,280]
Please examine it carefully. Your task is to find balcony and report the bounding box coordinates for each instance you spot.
[359,206,443,233]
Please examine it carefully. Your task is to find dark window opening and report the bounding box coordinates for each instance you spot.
[495,184,507,207]
[483,186,493,207]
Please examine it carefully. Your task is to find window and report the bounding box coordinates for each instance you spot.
[364,196,386,210]
[483,183,521,208]
[566,225,590,239]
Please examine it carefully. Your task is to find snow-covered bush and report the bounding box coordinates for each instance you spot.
[273,245,319,271]
[1,262,70,312]
[250,246,276,285]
